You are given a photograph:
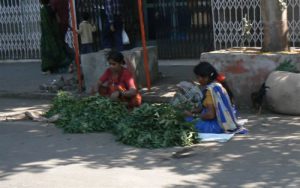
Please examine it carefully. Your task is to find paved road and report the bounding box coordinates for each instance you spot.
[0,62,71,94]
[0,98,299,188]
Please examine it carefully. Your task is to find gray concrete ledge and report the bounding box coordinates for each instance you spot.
[0,59,41,64]
[0,90,174,104]
[0,91,56,100]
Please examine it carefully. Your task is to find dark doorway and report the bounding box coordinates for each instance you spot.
[146,0,214,58]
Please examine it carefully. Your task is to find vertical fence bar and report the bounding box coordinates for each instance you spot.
[21,0,27,59]
[138,0,151,90]
[69,0,83,91]
[2,0,300,61]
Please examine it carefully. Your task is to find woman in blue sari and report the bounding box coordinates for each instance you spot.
[185,62,246,134]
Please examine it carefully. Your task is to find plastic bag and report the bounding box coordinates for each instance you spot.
[122,29,130,45]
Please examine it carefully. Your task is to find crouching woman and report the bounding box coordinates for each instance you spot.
[185,62,246,134]
[97,51,142,108]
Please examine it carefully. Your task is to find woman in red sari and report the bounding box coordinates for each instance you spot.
[97,51,142,108]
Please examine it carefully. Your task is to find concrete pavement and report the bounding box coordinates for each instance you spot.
[0,61,299,187]
[0,97,299,187]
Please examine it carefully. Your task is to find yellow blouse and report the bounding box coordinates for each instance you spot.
[203,90,214,108]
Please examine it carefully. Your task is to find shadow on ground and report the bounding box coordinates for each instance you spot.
[0,108,299,187]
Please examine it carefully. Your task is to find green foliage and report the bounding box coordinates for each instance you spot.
[45,91,76,117]
[276,60,299,73]
[46,92,199,148]
[115,103,198,148]
[46,92,128,133]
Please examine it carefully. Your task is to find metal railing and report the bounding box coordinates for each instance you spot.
[3,0,300,60]
[0,0,74,60]
[75,0,140,51]
[0,0,41,60]
[150,0,214,58]
[211,0,300,50]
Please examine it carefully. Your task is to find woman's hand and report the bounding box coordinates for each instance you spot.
[191,107,202,114]
[200,104,216,120]
[183,110,193,117]
[120,88,137,98]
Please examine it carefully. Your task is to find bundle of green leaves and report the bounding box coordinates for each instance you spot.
[115,103,198,148]
[276,60,299,73]
[46,91,128,133]
[46,92,199,148]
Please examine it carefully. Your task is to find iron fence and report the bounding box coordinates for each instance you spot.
[0,0,74,60]
[0,0,41,60]
[4,0,300,60]
[75,0,140,51]
[149,0,214,58]
[211,0,300,50]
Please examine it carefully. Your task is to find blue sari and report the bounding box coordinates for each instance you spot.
[187,82,239,133]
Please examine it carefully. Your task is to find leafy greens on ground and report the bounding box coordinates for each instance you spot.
[46,91,198,148]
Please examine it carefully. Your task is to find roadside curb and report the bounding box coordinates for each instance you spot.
[0,91,173,104]
[0,91,56,100]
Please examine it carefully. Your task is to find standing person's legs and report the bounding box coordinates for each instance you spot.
[113,18,123,51]
[81,44,88,54]
[81,44,94,54]
[86,44,94,53]
[103,20,113,49]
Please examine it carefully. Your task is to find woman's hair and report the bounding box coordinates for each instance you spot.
[40,0,50,5]
[106,50,125,65]
[194,62,234,103]
[193,62,218,82]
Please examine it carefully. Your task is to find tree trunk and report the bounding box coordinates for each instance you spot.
[261,0,289,52]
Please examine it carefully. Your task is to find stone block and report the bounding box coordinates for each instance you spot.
[81,46,159,93]
[266,71,300,115]
[81,50,107,93]
[200,48,300,106]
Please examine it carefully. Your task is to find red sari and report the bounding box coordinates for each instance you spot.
[50,0,69,39]
[99,67,142,108]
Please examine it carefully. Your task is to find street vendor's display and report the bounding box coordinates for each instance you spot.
[116,103,198,148]
[46,92,128,133]
[46,91,198,148]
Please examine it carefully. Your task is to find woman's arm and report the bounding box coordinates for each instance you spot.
[120,88,137,98]
[200,89,216,120]
[97,80,104,87]
[200,104,216,120]
[121,71,138,98]
[98,69,110,88]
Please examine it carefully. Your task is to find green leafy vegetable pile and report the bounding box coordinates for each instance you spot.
[46,92,128,133]
[115,103,198,148]
[46,91,198,148]
[276,60,299,73]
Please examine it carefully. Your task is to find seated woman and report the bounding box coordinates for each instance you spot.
[97,51,142,108]
[185,62,246,134]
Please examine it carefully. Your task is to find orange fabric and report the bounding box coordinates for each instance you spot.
[50,0,69,36]
[216,73,226,82]
[126,93,142,108]
[98,86,142,108]
[98,67,142,107]
[100,68,136,95]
